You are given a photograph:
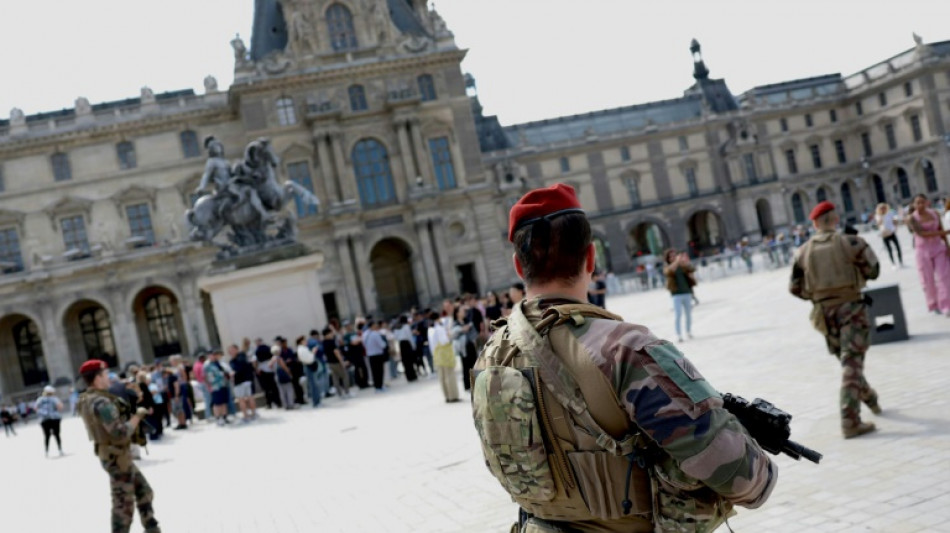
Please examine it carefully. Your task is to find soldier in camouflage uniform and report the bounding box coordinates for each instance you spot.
[472,184,776,533]
[77,360,161,533]
[790,201,882,439]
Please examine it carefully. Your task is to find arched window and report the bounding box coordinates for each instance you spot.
[791,193,806,224]
[418,74,437,102]
[287,161,318,217]
[896,168,912,199]
[922,159,938,193]
[144,294,181,359]
[14,319,47,387]
[353,139,396,207]
[816,188,827,203]
[327,3,358,51]
[841,183,854,213]
[79,307,117,368]
[348,85,367,111]
[872,174,886,204]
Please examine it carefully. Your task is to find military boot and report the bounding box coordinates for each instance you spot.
[843,422,876,439]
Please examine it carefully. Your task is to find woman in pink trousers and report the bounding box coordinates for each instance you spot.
[908,194,950,316]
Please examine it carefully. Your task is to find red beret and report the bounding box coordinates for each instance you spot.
[508,183,584,242]
[79,359,107,375]
[809,201,836,221]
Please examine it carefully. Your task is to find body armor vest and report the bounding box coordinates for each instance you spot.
[801,232,865,303]
[472,302,656,531]
[78,389,130,450]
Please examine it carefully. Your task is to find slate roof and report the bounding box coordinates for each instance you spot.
[0,90,197,127]
[498,96,704,149]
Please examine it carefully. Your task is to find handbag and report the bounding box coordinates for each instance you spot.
[432,343,456,369]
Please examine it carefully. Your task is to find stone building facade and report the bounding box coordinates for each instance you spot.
[0,1,948,398]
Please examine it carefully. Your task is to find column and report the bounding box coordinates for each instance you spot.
[38,299,73,383]
[330,132,357,202]
[180,282,211,351]
[315,132,342,204]
[350,236,378,315]
[429,219,453,295]
[408,119,434,186]
[107,288,142,365]
[395,120,417,192]
[415,220,442,298]
[335,237,362,315]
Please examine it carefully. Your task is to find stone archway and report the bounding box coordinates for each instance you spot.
[132,286,186,363]
[592,235,612,272]
[370,238,419,317]
[627,221,669,258]
[870,174,887,204]
[687,210,723,255]
[755,198,774,236]
[920,158,938,194]
[0,314,48,394]
[63,300,118,370]
[791,192,808,224]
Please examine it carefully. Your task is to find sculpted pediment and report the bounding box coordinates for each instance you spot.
[43,196,94,230]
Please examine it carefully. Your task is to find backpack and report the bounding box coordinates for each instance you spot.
[472,302,655,524]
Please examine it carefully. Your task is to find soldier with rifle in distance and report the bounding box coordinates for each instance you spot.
[77,360,161,533]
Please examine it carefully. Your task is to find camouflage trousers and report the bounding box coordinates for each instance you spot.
[100,449,160,533]
[820,301,879,430]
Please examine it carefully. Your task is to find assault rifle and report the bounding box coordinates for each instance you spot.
[721,393,822,464]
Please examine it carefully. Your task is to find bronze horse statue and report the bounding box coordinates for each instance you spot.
[186,138,318,247]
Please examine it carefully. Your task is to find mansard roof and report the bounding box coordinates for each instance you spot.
[0,90,196,128]
[500,96,704,149]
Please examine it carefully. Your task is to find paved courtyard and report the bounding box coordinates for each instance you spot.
[2,232,949,533]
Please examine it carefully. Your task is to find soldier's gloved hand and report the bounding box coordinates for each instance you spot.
[135,407,149,417]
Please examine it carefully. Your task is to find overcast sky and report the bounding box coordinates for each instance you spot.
[2,0,948,126]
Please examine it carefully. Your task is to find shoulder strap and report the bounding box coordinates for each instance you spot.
[538,304,634,441]
[510,301,651,456]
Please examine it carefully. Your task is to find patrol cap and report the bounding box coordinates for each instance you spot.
[78,359,107,375]
[508,183,584,242]
[809,201,836,221]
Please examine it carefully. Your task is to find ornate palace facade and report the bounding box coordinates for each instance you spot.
[0,1,948,398]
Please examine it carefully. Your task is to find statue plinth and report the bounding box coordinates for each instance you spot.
[198,251,327,348]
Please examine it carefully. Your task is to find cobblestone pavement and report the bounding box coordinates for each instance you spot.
[2,232,948,533]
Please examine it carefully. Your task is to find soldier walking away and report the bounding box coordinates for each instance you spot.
[472,184,777,533]
[790,201,883,439]
[77,360,161,533]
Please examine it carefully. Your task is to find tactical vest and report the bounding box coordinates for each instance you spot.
[472,301,657,531]
[800,232,865,303]
[78,389,131,452]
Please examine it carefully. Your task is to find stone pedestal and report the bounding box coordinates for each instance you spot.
[197,252,327,348]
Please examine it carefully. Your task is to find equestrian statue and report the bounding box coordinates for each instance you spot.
[186,136,318,256]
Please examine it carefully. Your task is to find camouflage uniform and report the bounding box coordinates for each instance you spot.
[790,229,881,434]
[78,389,161,533]
[473,298,777,533]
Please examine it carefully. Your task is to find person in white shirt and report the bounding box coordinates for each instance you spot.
[427,312,460,403]
[393,316,418,382]
[296,336,321,407]
[875,203,904,269]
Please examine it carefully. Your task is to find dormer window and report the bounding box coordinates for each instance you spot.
[327,4,358,51]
